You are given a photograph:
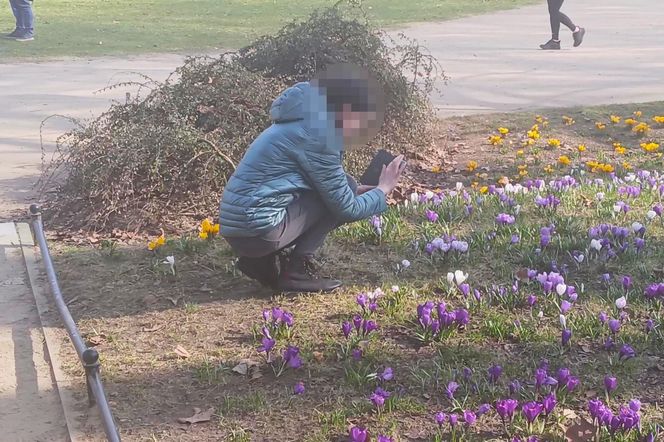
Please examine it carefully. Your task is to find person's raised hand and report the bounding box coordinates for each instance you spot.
[377,154,405,196]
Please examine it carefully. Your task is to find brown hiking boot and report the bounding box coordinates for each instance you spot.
[277,255,342,293]
[237,254,279,288]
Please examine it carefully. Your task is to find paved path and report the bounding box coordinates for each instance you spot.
[0,222,69,441]
[2,0,664,218]
[404,0,664,115]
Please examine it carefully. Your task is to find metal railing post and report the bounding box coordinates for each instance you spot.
[29,205,122,442]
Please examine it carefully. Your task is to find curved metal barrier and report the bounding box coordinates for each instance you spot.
[29,205,121,442]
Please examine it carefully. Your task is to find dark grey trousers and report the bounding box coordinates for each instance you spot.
[225,175,358,258]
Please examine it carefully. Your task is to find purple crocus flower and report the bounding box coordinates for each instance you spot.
[604,337,615,351]
[588,398,605,420]
[349,426,368,442]
[495,399,519,421]
[511,234,521,244]
[535,368,547,390]
[477,403,491,416]
[262,309,270,322]
[562,329,572,346]
[356,293,368,309]
[608,319,621,334]
[522,401,544,424]
[629,399,641,412]
[620,406,640,431]
[488,364,503,383]
[370,391,386,408]
[362,320,378,336]
[353,314,363,332]
[619,344,636,360]
[352,348,363,360]
[463,410,477,426]
[557,368,570,385]
[509,380,521,396]
[435,411,447,427]
[293,381,305,395]
[542,393,557,416]
[377,436,393,442]
[448,413,459,427]
[459,283,471,297]
[283,346,302,369]
[621,275,633,290]
[527,294,537,307]
[646,319,655,333]
[599,312,608,324]
[446,381,459,400]
[455,309,470,328]
[560,300,572,313]
[282,311,295,327]
[566,376,580,392]
[604,375,617,393]
[380,367,394,382]
[463,367,473,380]
[258,337,276,354]
[426,210,439,223]
[342,321,352,338]
[496,213,516,225]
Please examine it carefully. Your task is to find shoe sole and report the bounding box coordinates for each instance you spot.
[15,38,34,42]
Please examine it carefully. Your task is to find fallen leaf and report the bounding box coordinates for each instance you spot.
[232,363,248,376]
[312,351,325,363]
[87,335,105,346]
[174,345,191,359]
[564,418,594,441]
[580,344,593,353]
[562,408,579,420]
[232,359,260,376]
[177,407,215,425]
[166,296,180,306]
[142,324,164,332]
[584,390,598,398]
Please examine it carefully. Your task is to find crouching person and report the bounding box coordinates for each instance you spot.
[220,64,403,293]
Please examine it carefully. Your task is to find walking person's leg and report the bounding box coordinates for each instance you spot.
[13,0,34,41]
[541,0,585,49]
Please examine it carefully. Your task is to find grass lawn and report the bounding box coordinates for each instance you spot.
[51,103,664,441]
[0,0,541,59]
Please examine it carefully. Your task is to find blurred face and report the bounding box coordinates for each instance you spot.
[339,103,379,143]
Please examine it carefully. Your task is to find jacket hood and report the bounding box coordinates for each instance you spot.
[269,81,344,153]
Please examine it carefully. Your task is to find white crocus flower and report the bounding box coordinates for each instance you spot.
[538,311,544,319]
[590,239,603,251]
[447,272,455,284]
[596,192,605,201]
[401,259,411,269]
[574,254,585,263]
[615,296,627,309]
[559,314,567,329]
[454,270,468,285]
[455,182,463,192]
[556,284,567,296]
[647,210,657,220]
[163,255,176,275]
[613,204,622,213]
[631,222,644,233]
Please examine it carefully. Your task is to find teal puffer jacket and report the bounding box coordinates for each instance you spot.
[220,81,387,238]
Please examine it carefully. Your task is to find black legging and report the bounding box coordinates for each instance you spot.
[547,0,576,40]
